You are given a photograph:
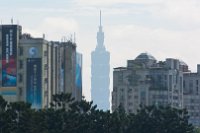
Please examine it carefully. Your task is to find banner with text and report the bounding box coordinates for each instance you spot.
[26,58,42,109]
[2,25,17,87]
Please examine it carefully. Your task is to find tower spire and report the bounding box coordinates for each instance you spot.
[100,10,101,27]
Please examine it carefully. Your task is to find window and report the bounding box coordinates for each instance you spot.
[45,78,48,83]
[189,80,193,93]
[19,47,23,56]
[19,74,23,83]
[19,60,23,69]
[164,75,167,80]
[44,51,48,56]
[44,64,48,70]
[19,87,23,96]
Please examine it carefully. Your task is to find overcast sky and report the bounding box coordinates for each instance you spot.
[1,0,200,101]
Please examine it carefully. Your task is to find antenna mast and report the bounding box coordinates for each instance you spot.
[100,10,101,26]
[11,17,13,24]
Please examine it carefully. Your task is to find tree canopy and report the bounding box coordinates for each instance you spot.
[0,94,195,133]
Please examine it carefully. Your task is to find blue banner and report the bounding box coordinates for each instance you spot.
[1,25,17,87]
[76,53,82,90]
[26,58,42,109]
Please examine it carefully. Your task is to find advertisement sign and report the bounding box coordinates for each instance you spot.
[1,25,17,87]
[76,53,82,90]
[60,48,64,92]
[26,58,42,109]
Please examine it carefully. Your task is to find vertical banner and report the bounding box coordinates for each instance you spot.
[2,26,17,87]
[26,58,42,109]
[76,53,82,90]
[60,48,64,92]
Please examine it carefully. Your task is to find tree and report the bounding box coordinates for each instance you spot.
[0,95,8,133]
[50,93,74,110]
[127,105,194,133]
[0,94,196,133]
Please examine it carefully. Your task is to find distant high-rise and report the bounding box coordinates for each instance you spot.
[91,11,110,110]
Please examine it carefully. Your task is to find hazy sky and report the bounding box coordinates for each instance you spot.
[1,0,200,101]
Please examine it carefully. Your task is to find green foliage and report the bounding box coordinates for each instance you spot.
[0,95,195,133]
[195,128,200,133]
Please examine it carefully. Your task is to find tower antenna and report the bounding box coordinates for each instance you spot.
[74,32,76,43]
[11,17,13,25]
[100,10,102,26]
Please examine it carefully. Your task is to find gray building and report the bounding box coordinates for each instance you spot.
[112,53,184,113]
[91,11,110,110]
[183,65,200,126]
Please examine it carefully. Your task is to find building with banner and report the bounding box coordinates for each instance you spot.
[17,34,51,108]
[76,52,82,101]
[0,25,22,102]
[50,41,79,101]
[17,34,81,108]
[0,24,82,108]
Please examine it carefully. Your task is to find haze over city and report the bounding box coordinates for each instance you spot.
[1,0,200,101]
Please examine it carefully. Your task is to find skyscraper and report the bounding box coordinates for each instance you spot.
[91,11,110,110]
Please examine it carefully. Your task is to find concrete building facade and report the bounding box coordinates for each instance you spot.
[183,65,200,126]
[17,34,51,108]
[112,53,184,113]
[0,24,82,108]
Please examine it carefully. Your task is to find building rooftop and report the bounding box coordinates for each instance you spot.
[135,52,156,61]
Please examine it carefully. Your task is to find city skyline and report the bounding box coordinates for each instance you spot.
[1,0,200,101]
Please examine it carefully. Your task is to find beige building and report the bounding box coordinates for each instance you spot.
[112,53,184,113]
[17,35,80,108]
[17,34,51,108]
[0,24,82,108]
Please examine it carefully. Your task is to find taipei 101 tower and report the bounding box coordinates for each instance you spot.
[91,11,110,110]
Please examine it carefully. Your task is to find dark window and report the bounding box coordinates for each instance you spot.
[44,64,48,70]
[19,87,22,96]
[19,60,23,69]
[189,80,193,93]
[19,47,23,56]
[164,75,167,80]
[44,51,48,56]
[45,78,48,83]
[19,74,23,83]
